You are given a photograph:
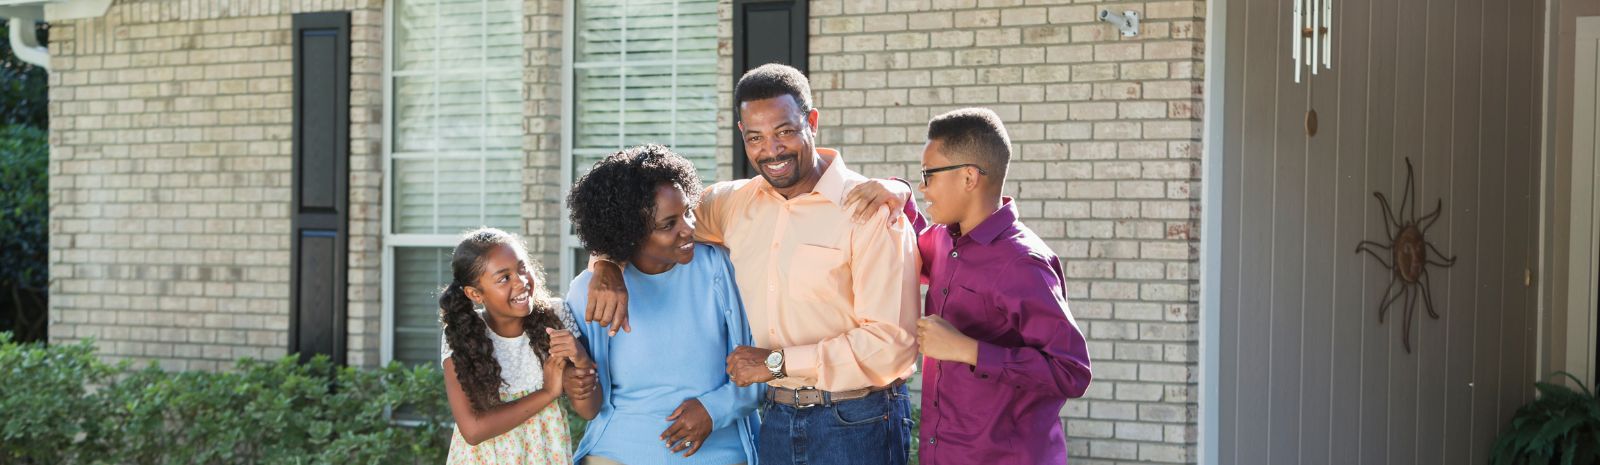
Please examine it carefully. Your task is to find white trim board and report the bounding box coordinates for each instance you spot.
[1562,16,1600,386]
[1199,0,1228,462]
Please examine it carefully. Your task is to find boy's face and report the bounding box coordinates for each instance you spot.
[918,140,972,227]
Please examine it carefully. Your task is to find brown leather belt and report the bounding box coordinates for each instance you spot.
[765,379,907,408]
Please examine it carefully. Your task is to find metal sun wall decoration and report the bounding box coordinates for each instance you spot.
[1355,158,1458,353]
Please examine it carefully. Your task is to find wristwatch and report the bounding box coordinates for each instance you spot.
[765,350,786,380]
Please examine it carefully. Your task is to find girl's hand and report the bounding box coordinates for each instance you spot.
[540,354,570,396]
[545,328,591,366]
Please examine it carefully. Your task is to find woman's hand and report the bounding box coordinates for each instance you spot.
[539,353,570,396]
[561,364,597,401]
[660,398,712,457]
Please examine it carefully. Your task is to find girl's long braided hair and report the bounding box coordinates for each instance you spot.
[438,228,564,413]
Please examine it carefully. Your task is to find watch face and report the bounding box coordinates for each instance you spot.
[766,351,783,368]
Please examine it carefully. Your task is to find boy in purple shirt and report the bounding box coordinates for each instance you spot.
[848,108,1093,464]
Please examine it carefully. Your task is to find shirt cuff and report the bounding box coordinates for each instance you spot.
[781,344,819,380]
[971,340,1005,381]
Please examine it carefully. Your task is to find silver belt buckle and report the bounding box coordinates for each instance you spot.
[793,386,819,409]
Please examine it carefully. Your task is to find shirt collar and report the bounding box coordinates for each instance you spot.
[753,147,852,207]
[958,197,1019,246]
[811,148,850,206]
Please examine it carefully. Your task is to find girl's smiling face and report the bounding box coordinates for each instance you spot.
[463,243,535,321]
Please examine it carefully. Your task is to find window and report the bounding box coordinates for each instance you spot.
[383,0,524,366]
[559,0,722,290]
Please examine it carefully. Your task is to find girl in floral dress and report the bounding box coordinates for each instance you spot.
[439,228,601,465]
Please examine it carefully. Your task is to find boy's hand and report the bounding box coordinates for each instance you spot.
[586,259,631,336]
[918,314,979,366]
[844,179,912,224]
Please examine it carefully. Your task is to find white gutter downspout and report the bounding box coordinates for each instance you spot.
[8,16,48,70]
[0,0,114,71]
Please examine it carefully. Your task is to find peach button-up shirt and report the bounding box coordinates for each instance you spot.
[692,148,921,391]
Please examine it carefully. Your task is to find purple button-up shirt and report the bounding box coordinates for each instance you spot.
[909,197,1093,465]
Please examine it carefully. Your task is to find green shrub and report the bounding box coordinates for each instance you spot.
[0,333,453,464]
[0,333,117,464]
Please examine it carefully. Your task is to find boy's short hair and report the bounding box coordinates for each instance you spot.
[734,63,813,117]
[926,108,1012,182]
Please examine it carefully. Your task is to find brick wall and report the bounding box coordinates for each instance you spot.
[521,0,565,277]
[46,0,385,370]
[804,0,1205,463]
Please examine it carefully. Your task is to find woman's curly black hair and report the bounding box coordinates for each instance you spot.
[567,144,703,264]
[438,227,564,413]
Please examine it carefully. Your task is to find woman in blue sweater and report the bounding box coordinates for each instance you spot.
[562,144,760,465]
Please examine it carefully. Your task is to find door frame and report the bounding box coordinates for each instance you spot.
[1558,14,1600,387]
[1198,0,1229,462]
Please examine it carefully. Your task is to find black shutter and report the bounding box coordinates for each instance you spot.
[731,0,808,180]
[289,12,350,365]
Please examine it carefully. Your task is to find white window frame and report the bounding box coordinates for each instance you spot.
[558,0,720,292]
[380,0,525,365]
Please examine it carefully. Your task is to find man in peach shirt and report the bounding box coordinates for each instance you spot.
[585,63,921,464]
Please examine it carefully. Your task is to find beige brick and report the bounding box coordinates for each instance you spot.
[928,30,974,48]
[974,28,1021,46]
[953,9,1000,28]
[1072,63,1118,82]
[862,14,907,32]
[1000,7,1048,26]
[820,17,863,34]
[884,32,928,50]
[1022,25,1073,44]
[907,11,954,29]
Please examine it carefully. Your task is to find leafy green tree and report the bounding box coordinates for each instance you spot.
[0,18,49,342]
[0,125,47,342]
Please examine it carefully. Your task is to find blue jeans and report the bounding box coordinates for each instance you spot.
[757,385,913,465]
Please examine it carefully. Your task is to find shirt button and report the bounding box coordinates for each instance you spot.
[940,288,948,295]
[771,243,779,249]
[929,438,936,445]
[949,251,959,259]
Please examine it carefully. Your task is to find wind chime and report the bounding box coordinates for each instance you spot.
[1293,0,1333,136]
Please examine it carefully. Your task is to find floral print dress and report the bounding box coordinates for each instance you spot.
[442,308,580,465]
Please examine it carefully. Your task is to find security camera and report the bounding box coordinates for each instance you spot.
[1098,9,1140,37]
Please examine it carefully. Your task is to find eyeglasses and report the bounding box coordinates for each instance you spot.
[920,163,987,185]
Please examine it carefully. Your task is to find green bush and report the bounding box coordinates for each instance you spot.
[0,332,453,464]
[0,124,48,342]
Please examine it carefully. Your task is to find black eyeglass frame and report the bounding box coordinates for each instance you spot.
[920,163,988,184]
